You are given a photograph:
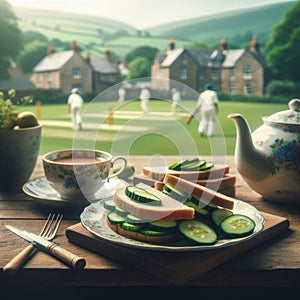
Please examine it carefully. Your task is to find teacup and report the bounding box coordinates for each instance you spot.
[42,149,127,200]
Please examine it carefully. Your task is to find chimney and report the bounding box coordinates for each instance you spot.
[47,44,55,55]
[168,37,175,50]
[85,51,91,64]
[250,36,260,52]
[105,46,111,61]
[219,37,227,51]
[71,41,78,52]
[123,59,128,68]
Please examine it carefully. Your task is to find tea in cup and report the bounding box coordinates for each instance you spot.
[42,149,127,200]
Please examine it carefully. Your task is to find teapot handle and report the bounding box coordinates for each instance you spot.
[289,99,300,112]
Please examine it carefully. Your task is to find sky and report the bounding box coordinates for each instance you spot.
[8,0,295,29]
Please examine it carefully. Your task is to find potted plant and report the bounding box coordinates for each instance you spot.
[0,89,42,190]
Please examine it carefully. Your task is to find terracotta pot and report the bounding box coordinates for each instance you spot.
[0,123,42,190]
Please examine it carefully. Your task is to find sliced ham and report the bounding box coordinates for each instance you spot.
[113,187,195,221]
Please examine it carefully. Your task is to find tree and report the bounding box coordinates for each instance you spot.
[17,40,48,73]
[126,46,158,65]
[22,31,48,45]
[0,0,23,80]
[266,1,300,81]
[127,56,150,79]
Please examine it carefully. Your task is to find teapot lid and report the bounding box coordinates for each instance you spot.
[264,99,300,125]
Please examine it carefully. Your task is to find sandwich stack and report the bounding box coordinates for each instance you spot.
[133,157,236,197]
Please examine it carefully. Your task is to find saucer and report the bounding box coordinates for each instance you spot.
[23,177,127,207]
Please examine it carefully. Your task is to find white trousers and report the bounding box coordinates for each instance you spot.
[70,107,82,130]
[198,109,216,137]
[141,99,149,114]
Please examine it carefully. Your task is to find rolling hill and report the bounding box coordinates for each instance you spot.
[147,2,295,46]
[14,1,294,59]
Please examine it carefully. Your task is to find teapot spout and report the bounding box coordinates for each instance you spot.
[228,113,270,182]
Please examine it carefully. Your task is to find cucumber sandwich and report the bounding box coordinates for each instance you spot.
[105,181,256,245]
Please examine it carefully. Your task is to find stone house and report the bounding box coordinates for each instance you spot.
[87,47,120,95]
[31,42,120,96]
[31,42,92,95]
[151,37,270,96]
[0,64,36,99]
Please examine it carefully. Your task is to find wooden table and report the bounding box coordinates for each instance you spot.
[1,156,300,298]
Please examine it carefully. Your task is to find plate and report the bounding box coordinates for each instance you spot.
[80,198,265,252]
[23,177,127,207]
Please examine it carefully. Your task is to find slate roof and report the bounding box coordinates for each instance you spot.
[90,57,119,74]
[159,47,266,69]
[33,50,75,72]
[159,48,248,68]
[0,67,35,91]
[188,49,214,66]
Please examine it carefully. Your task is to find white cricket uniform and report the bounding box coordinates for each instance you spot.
[196,89,219,137]
[139,88,150,114]
[68,93,83,130]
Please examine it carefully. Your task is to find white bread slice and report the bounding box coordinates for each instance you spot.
[113,186,194,221]
[163,174,235,210]
[142,164,230,181]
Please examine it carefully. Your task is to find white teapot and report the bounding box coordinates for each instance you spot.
[228,99,300,204]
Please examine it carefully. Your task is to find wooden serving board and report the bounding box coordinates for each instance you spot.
[66,212,289,284]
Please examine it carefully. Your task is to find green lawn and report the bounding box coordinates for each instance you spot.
[22,99,287,156]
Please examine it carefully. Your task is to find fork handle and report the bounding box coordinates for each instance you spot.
[47,243,86,269]
[3,244,36,274]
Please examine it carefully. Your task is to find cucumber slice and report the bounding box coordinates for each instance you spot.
[180,160,206,171]
[163,184,188,201]
[103,199,115,211]
[125,185,161,206]
[125,185,137,198]
[126,214,148,224]
[168,158,200,171]
[220,214,255,238]
[184,200,210,216]
[115,206,128,217]
[179,220,217,245]
[199,161,214,171]
[149,220,178,231]
[121,222,142,232]
[211,208,233,226]
[168,159,185,170]
[107,212,126,225]
[188,195,215,211]
[140,229,170,236]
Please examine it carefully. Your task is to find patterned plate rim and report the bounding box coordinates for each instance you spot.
[80,198,265,252]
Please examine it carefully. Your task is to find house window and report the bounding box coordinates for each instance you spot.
[230,69,235,79]
[199,69,205,80]
[72,67,82,79]
[243,66,252,79]
[98,73,105,82]
[211,69,219,80]
[180,67,187,80]
[47,72,53,81]
[180,53,187,64]
[230,82,236,94]
[38,73,44,82]
[244,81,252,94]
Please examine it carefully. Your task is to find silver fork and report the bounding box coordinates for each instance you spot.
[3,213,63,274]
